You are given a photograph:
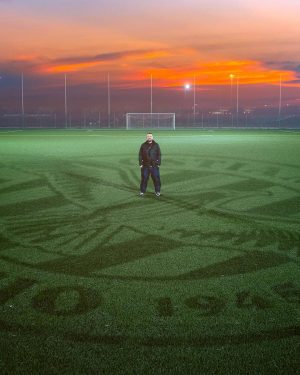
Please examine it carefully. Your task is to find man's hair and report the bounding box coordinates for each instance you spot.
[147,132,153,135]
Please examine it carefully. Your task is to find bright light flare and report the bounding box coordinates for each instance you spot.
[184,83,191,89]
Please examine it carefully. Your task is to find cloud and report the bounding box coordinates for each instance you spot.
[54,50,150,64]
[265,61,300,73]
[1,50,299,90]
[0,56,43,76]
[123,59,298,89]
[286,79,300,84]
[0,49,170,76]
[40,49,171,73]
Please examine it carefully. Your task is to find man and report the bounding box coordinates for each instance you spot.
[139,132,161,197]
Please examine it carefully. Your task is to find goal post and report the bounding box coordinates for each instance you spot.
[126,113,175,130]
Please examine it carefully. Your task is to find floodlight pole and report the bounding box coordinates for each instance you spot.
[21,73,24,128]
[150,74,153,114]
[230,74,234,107]
[230,74,234,126]
[278,74,282,127]
[236,75,239,127]
[64,74,68,128]
[21,73,24,116]
[193,74,196,125]
[108,73,111,128]
[184,83,190,126]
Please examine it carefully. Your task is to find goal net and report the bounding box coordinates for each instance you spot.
[126,113,175,130]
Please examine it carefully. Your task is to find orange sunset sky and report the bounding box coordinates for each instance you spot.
[0,0,300,112]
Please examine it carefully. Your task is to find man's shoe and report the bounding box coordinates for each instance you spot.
[155,192,161,197]
[139,192,144,196]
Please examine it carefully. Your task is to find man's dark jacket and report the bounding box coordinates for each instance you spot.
[139,140,161,167]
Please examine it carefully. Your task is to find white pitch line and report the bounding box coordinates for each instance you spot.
[0,133,123,137]
[0,129,24,134]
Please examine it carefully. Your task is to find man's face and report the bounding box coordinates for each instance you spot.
[146,133,153,143]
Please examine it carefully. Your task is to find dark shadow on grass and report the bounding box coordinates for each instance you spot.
[74,159,137,192]
[0,179,46,194]
[0,195,67,217]
[91,250,291,281]
[0,318,298,348]
[37,234,182,276]
[65,171,137,194]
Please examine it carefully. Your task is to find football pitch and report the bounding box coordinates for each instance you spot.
[0,129,299,374]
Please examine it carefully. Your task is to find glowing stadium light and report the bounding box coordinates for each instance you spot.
[184,83,191,90]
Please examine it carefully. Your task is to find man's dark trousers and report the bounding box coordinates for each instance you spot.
[140,166,161,193]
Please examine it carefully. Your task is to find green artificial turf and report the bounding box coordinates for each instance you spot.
[0,129,299,374]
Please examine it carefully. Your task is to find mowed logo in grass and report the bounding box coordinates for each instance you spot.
[0,155,299,346]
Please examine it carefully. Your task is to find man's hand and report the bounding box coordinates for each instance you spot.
[140,165,143,168]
